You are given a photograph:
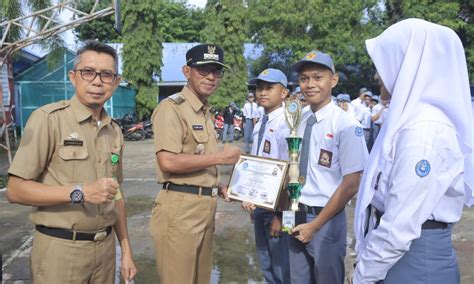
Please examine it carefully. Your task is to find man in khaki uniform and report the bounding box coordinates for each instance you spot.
[151,44,240,283]
[6,41,137,283]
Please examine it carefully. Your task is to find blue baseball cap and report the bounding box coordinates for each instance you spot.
[292,50,336,73]
[249,68,288,88]
[336,93,351,102]
[370,95,380,103]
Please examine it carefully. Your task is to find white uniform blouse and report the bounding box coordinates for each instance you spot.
[354,105,465,283]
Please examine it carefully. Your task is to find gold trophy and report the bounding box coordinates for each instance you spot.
[282,97,303,232]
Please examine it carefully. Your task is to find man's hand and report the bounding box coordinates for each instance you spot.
[241,201,256,213]
[121,252,137,283]
[83,178,119,204]
[218,144,240,165]
[218,183,231,202]
[269,215,282,238]
[290,222,318,243]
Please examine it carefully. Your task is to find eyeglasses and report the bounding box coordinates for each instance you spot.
[74,68,118,84]
[195,66,225,78]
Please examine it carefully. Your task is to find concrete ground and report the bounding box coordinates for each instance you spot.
[1,139,474,283]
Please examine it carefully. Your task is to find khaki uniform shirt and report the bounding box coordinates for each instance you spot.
[152,86,218,187]
[8,96,123,231]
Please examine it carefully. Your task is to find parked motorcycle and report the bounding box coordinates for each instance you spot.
[123,122,146,141]
[214,113,224,141]
[142,120,153,139]
[116,113,135,133]
[233,113,243,140]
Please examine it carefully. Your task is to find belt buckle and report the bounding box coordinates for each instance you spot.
[211,187,218,197]
[93,230,107,241]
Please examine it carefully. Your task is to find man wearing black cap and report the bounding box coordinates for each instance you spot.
[150,44,240,283]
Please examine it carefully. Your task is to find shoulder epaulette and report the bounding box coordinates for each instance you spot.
[39,100,70,114]
[167,93,186,105]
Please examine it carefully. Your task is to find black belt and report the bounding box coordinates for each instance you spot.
[36,225,112,241]
[299,204,324,215]
[163,182,217,197]
[375,209,448,230]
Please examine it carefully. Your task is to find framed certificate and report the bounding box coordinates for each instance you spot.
[227,154,289,210]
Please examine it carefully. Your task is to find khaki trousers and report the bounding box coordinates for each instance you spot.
[150,190,217,284]
[30,229,115,284]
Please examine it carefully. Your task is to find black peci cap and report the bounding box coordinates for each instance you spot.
[186,44,227,68]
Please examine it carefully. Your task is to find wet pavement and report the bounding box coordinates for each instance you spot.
[1,139,474,283]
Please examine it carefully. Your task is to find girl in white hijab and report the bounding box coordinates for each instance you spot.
[353,18,474,283]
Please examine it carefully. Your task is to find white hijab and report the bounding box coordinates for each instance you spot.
[354,18,474,255]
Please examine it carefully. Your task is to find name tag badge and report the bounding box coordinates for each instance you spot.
[64,139,83,146]
[282,211,295,232]
[192,125,204,130]
[318,149,332,168]
[263,140,271,154]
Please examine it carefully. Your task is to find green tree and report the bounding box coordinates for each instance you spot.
[201,1,249,108]
[73,0,121,42]
[459,1,473,82]
[383,0,473,82]
[157,1,205,42]
[122,0,162,119]
[1,0,64,69]
[247,0,382,96]
[74,1,205,43]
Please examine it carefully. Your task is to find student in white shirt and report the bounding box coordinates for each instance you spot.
[351,87,368,117]
[242,93,259,153]
[356,93,373,150]
[241,68,290,283]
[257,105,264,121]
[288,50,368,284]
[369,95,385,143]
[337,93,358,120]
[353,18,474,284]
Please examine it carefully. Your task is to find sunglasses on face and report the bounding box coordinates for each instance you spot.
[194,66,225,78]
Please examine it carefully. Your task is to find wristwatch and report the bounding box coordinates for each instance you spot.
[70,184,84,204]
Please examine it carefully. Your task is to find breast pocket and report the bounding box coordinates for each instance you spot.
[57,146,89,183]
[191,129,209,154]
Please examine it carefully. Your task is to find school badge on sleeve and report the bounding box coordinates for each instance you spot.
[415,159,430,177]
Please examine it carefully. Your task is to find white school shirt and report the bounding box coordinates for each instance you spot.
[251,107,289,160]
[357,105,372,129]
[297,102,368,207]
[243,102,259,119]
[354,105,465,283]
[380,107,388,124]
[257,106,265,120]
[347,104,358,120]
[351,97,363,117]
[371,104,384,125]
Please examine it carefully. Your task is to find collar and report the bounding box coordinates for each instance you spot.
[266,106,284,123]
[314,101,334,122]
[70,95,111,125]
[182,86,205,113]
